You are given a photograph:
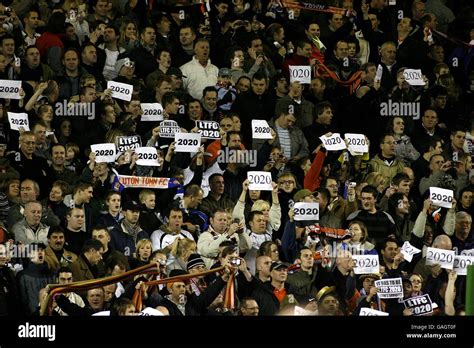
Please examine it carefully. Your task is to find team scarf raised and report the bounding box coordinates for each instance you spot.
[41,263,236,315]
[132,266,236,312]
[282,0,352,16]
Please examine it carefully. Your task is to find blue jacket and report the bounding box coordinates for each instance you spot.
[110,223,148,256]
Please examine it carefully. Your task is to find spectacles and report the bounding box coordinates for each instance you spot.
[21,141,35,145]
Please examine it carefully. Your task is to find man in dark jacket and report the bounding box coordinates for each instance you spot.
[110,200,148,255]
[251,261,297,315]
[160,267,232,316]
[0,243,20,316]
[17,243,55,315]
[130,26,158,79]
[69,239,104,282]
[231,72,275,146]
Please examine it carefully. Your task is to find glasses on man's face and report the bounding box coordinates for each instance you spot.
[22,141,35,145]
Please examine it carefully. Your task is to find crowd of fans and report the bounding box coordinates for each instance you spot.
[0,0,473,317]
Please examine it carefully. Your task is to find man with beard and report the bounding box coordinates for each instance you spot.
[44,227,77,273]
[22,10,41,47]
[98,25,126,81]
[110,200,148,255]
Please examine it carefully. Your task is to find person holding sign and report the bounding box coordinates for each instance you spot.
[281,40,313,80]
[379,237,408,274]
[413,234,452,289]
[354,273,386,315]
[266,107,309,163]
[231,72,275,146]
[302,102,335,153]
[233,180,281,248]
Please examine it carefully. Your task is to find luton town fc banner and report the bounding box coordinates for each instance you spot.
[111,169,181,192]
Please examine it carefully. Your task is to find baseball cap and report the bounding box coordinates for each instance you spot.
[122,200,141,211]
[270,261,288,271]
[218,67,231,77]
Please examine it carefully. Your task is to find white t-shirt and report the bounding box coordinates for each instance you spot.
[103,48,120,81]
[150,229,195,251]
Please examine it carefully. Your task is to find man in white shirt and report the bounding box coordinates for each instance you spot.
[180,38,218,99]
[151,208,194,251]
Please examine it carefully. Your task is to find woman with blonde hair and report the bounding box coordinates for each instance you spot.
[166,238,197,274]
[364,172,388,195]
[118,19,139,53]
[129,238,153,269]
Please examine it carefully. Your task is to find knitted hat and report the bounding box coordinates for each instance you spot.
[115,58,133,74]
[186,253,205,271]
